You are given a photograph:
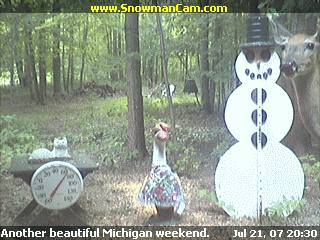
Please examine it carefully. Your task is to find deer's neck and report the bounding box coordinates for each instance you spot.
[291,66,318,101]
[152,141,167,166]
[290,66,319,139]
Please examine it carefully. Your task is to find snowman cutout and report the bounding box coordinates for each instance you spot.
[215,45,305,218]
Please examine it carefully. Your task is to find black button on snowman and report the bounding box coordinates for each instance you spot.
[215,15,304,218]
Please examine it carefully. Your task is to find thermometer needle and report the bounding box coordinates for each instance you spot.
[50,172,68,198]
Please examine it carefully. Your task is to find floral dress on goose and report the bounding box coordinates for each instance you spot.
[139,165,185,213]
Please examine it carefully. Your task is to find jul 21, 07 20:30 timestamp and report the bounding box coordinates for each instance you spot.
[232,228,319,238]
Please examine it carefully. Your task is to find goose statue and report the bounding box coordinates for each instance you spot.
[139,123,185,224]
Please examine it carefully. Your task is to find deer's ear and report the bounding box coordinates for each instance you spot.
[312,31,320,50]
[268,16,292,45]
[312,31,318,40]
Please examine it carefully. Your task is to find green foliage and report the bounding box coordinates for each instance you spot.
[180,126,224,145]
[199,188,235,215]
[0,115,42,172]
[63,97,129,167]
[199,188,220,205]
[265,197,305,221]
[301,154,320,190]
[210,137,233,160]
[258,0,278,13]
[144,93,232,176]
[171,144,199,176]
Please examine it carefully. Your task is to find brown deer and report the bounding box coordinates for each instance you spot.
[269,17,320,151]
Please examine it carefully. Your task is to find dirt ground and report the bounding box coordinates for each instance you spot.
[0,157,319,226]
[0,95,319,226]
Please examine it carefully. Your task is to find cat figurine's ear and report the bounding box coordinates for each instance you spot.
[54,137,68,146]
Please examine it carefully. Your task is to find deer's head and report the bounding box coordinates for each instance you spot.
[269,17,319,79]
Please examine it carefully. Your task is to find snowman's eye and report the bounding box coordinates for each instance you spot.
[261,49,271,62]
[244,50,255,63]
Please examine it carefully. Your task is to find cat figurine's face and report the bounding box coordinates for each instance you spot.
[54,137,68,150]
[53,137,71,158]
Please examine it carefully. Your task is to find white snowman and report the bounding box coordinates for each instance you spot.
[215,16,304,219]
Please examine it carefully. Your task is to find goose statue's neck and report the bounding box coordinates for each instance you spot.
[152,140,167,166]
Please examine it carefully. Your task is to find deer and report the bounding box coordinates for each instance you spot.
[269,17,320,151]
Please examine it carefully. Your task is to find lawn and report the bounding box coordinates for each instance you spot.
[0,88,319,226]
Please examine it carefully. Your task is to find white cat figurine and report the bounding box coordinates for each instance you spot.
[29,137,71,160]
[29,148,54,160]
[52,137,71,158]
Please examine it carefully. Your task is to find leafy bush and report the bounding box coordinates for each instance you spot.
[174,146,199,176]
[210,138,233,160]
[265,198,305,221]
[301,154,320,190]
[198,188,220,206]
[198,188,235,215]
[0,115,42,173]
[62,98,130,167]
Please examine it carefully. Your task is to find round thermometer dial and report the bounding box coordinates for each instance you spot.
[31,161,83,210]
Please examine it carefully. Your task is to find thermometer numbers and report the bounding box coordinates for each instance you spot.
[31,161,83,210]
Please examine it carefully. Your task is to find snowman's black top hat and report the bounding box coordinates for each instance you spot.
[241,14,275,49]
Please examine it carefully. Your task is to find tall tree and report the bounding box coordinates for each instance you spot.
[110,28,119,81]
[200,15,211,113]
[9,51,14,86]
[68,27,75,92]
[27,27,44,104]
[23,20,33,99]
[9,14,25,87]
[52,21,61,97]
[38,17,47,100]
[125,12,147,158]
[79,14,89,88]
[62,24,66,92]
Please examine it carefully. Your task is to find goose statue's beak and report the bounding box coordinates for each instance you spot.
[154,122,170,142]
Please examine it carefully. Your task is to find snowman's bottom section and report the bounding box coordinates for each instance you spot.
[139,165,185,213]
[215,142,304,218]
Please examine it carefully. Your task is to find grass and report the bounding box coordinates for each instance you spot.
[0,87,227,174]
[1,87,320,226]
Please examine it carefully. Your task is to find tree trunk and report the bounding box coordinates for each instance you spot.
[219,38,224,113]
[68,28,74,92]
[221,82,226,111]
[70,52,74,92]
[9,54,14,86]
[200,15,211,113]
[213,21,223,113]
[155,56,158,85]
[52,23,61,97]
[15,59,24,87]
[12,18,24,87]
[209,78,216,112]
[24,28,33,99]
[80,15,89,87]
[62,36,66,91]
[111,29,118,81]
[26,28,43,104]
[38,26,47,101]
[125,12,148,158]
[66,50,71,94]
[185,50,188,80]
[147,56,154,88]
[117,27,123,80]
